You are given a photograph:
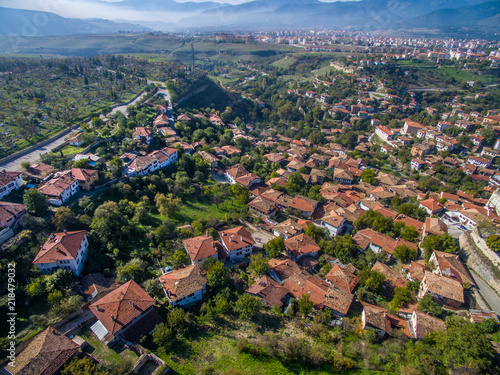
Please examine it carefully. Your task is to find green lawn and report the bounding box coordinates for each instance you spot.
[60,144,86,156]
[271,57,297,69]
[81,329,139,364]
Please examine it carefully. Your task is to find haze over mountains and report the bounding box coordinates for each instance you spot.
[1,0,498,35]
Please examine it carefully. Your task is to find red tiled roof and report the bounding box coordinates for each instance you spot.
[183,235,219,263]
[4,327,79,375]
[158,265,207,303]
[218,226,255,252]
[71,168,98,182]
[285,233,320,259]
[246,275,290,307]
[89,280,155,343]
[325,265,359,293]
[33,230,86,264]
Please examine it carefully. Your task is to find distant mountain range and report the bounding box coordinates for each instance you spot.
[0,0,498,36]
[0,7,150,36]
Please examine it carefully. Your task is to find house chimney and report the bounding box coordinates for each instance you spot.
[111,315,115,321]
[240,236,243,242]
[129,301,136,309]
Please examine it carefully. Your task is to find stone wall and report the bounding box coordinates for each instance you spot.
[459,231,500,295]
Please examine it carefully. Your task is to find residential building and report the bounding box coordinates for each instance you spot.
[38,173,79,206]
[3,327,80,375]
[419,198,444,215]
[0,201,26,229]
[353,228,417,259]
[22,163,54,183]
[325,265,358,293]
[429,250,474,286]
[436,136,459,152]
[133,127,153,144]
[248,196,277,218]
[371,261,408,293]
[90,280,158,345]
[467,156,492,168]
[403,120,425,135]
[183,235,220,266]
[419,271,464,309]
[333,168,354,185]
[273,218,303,240]
[32,230,89,277]
[268,256,302,283]
[124,156,160,177]
[159,265,207,307]
[361,303,407,337]
[321,212,347,237]
[411,159,426,170]
[246,275,290,308]
[284,233,321,261]
[218,226,255,261]
[0,170,23,199]
[407,309,447,339]
[71,168,99,190]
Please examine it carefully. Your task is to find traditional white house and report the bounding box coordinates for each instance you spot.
[321,213,347,237]
[218,226,255,261]
[0,170,23,199]
[38,173,79,206]
[124,156,160,177]
[32,230,89,276]
[159,265,207,307]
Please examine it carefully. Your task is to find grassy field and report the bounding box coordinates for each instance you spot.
[271,57,298,69]
[158,332,391,375]
[81,328,139,364]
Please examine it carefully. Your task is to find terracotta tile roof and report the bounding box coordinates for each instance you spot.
[374,206,398,219]
[370,186,396,200]
[22,163,54,180]
[406,260,428,281]
[38,174,77,197]
[412,310,446,339]
[153,113,170,126]
[333,168,354,181]
[432,250,474,286]
[71,168,98,182]
[325,265,359,293]
[371,261,408,291]
[183,235,219,263]
[177,114,191,121]
[235,172,260,187]
[246,275,290,307]
[90,280,155,343]
[218,226,255,252]
[273,218,302,238]
[133,127,153,137]
[422,271,464,304]
[420,198,444,212]
[424,217,448,236]
[4,327,79,375]
[266,177,287,187]
[159,265,207,303]
[260,189,285,202]
[290,195,318,212]
[283,272,329,307]
[129,156,158,172]
[265,153,285,163]
[394,215,424,232]
[268,256,302,282]
[0,170,21,187]
[33,230,87,264]
[322,212,346,228]
[363,303,405,336]
[225,163,249,180]
[0,201,26,225]
[353,228,417,255]
[322,284,354,315]
[121,307,164,343]
[285,233,320,259]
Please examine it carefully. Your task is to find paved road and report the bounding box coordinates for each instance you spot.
[469,270,500,315]
[0,82,165,172]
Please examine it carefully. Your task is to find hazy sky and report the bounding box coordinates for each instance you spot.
[1,0,347,22]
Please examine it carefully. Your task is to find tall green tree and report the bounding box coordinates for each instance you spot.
[23,189,49,216]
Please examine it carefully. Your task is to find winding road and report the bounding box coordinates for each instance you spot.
[0,80,168,172]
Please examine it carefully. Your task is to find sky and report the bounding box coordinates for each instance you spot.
[0,0,347,23]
